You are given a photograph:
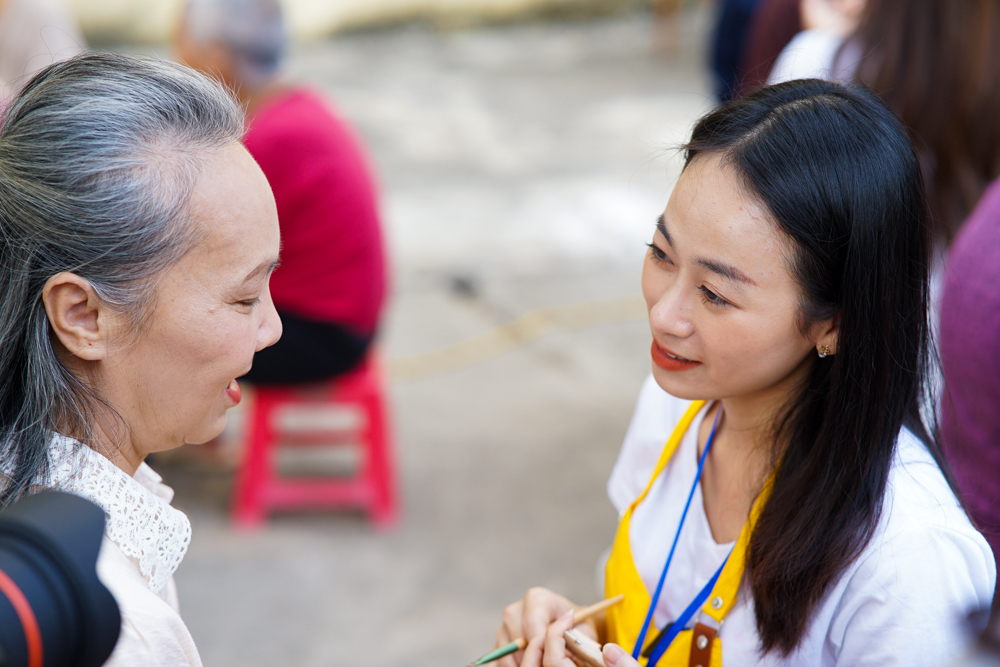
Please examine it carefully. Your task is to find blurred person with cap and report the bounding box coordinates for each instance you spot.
[175,0,388,385]
[0,0,84,95]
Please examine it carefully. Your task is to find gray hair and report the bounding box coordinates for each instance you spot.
[185,0,287,88]
[0,52,244,503]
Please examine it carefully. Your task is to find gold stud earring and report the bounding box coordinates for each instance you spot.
[818,345,831,358]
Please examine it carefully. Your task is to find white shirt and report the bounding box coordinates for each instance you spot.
[608,375,996,666]
[767,29,861,86]
[27,436,202,667]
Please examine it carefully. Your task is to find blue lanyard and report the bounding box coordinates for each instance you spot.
[645,554,730,666]
[632,408,727,667]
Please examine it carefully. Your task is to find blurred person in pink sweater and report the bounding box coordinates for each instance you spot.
[174,0,388,384]
[940,178,1000,593]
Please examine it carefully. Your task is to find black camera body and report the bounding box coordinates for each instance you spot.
[0,491,120,667]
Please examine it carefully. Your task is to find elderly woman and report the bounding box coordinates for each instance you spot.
[0,53,281,665]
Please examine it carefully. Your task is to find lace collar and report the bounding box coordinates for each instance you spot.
[44,435,192,593]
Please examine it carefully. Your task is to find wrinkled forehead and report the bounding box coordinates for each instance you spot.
[181,143,279,276]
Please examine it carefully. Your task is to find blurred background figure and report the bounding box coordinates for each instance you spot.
[708,0,764,100]
[734,0,800,96]
[940,178,1000,604]
[175,0,388,384]
[854,0,1000,247]
[0,0,84,94]
[761,0,1000,249]
[765,0,863,83]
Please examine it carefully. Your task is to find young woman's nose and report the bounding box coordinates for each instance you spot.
[649,281,695,340]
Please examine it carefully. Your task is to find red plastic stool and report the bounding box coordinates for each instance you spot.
[232,352,398,529]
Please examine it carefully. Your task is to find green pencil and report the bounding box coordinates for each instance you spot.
[468,594,625,666]
[471,637,527,666]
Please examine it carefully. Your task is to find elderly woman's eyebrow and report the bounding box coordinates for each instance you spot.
[243,258,281,283]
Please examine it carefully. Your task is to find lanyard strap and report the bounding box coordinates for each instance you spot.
[631,407,723,662]
[646,551,730,667]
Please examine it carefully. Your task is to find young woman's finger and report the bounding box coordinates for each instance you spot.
[541,611,579,667]
[602,643,640,667]
[518,635,545,667]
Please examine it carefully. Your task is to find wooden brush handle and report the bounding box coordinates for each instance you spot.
[573,594,625,625]
[564,629,606,667]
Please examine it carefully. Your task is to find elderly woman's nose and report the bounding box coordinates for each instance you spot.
[257,298,282,351]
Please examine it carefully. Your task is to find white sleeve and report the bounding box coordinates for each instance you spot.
[767,29,845,85]
[606,375,691,513]
[829,525,995,667]
[98,540,204,667]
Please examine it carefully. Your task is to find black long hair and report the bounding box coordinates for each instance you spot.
[683,79,955,654]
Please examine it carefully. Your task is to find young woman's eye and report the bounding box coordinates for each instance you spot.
[698,285,729,307]
[646,242,672,264]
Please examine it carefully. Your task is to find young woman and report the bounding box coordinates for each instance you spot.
[495,80,995,666]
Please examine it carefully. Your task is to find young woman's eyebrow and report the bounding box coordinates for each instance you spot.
[696,258,758,287]
[655,214,674,248]
[657,214,757,287]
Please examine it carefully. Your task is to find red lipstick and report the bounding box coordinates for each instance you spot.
[651,341,702,371]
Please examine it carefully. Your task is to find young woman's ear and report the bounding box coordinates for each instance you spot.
[42,272,111,361]
[813,313,840,357]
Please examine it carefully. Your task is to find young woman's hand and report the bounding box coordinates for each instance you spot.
[497,606,635,667]
[602,643,641,667]
[495,588,598,667]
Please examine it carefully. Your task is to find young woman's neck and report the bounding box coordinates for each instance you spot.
[717,355,815,457]
[699,357,814,543]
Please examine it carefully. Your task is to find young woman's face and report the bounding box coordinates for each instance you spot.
[101,143,282,459]
[642,153,824,404]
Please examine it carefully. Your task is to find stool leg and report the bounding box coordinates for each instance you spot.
[363,382,398,528]
[233,390,276,528]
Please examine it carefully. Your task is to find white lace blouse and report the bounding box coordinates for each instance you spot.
[40,435,203,666]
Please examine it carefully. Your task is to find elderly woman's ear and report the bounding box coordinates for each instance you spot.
[42,272,114,361]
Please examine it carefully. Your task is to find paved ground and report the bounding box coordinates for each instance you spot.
[153,9,715,666]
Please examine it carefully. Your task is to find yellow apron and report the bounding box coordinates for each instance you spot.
[604,401,771,667]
